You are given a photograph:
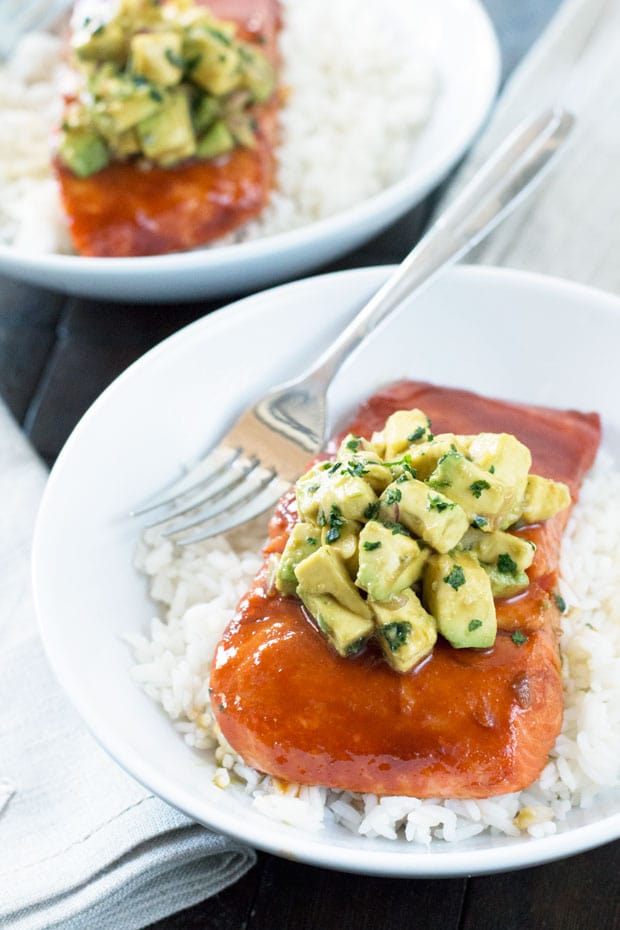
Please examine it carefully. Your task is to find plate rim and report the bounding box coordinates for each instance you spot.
[0,0,500,298]
[33,263,620,876]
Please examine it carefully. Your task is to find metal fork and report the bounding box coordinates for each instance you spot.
[134,106,574,545]
[0,0,73,58]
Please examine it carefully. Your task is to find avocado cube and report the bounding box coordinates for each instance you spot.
[238,42,276,102]
[371,589,437,672]
[319,470,378,524]
[521,475,571,524]
[184,26,242,95]
[405,433,469,480]
[335,434,392,492]
[383,409,431,460]
[458,528,535,572]
[196,119,235,159]
[294,546,371,619]
[73,19,127,64]
[275,522,320,596]
[131,31,184,86]
[356,521,428,601]
[192,93,221,132]
[320,519,361,577]
[58,128,110,178]
[468,433,532,527]
[379,479,469,553]
[297,590,374,657]
[483,564,530,599]
[137,90,196,165]
[427,451,513,528]
[91,75,162,136]
[423,552,496,649]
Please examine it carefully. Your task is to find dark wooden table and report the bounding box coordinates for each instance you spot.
[2,2,619,927]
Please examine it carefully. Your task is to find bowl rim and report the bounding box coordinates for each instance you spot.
[33,264,620,877]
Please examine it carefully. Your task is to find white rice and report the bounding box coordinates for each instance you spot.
[0,0,436,253]
[130,452,620,845]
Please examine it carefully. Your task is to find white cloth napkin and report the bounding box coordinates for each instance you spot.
[0,400,255,930]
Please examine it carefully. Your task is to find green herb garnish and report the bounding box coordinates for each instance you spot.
[511,630,528,646]
[444,565,466,590]
[468,619,483,631]
[428,494,456,512]
[383,487,402,505]
[497,553,518,575]
[469,479,491,499]
[363,541,382,551]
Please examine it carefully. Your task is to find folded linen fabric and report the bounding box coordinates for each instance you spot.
[442,0,620,293]
[0,399,255,930]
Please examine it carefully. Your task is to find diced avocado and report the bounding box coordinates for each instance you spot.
[379,479,469,553]
[423,552,496,648]
[137,90,196,165]
[184,26,242,95]
[72,19,127,64]
[297,590,374,657]
[275,522,320,596]
[238,42,276,102]
[192,93,221,132]
[468,433,532,527]
[483,564,530,599]
[91,73,162,136]
[458,528,535,572]
[320,518,360,576]
[131,31,184,86]
[58,127,110,178]
[427,450,514,528]
[335,434,392,492]
[383,409,431,460]
[370,589,437,672]
[521,475,571,524]
[294,546,371,619]
[405,433,469,480]
[111,128,141,158]
[196,119,235,158]
[316,470,378,524]
[356,521,428,601]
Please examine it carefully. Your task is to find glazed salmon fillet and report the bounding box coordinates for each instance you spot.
[210,382,601,798]
[55,0,280,257]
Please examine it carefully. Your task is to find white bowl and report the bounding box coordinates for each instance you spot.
[33,265,620,876]
[0,0,499,302]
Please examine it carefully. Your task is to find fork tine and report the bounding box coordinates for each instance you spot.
[163,469,280,540]
[172,477,289,546]
[131,446,242,517]
[144,455,260,529]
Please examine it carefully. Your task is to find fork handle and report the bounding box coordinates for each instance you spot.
[306,106,574,387]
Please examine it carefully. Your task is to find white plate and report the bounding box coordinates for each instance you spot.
[0,0,499,302]
[33,265,620,875]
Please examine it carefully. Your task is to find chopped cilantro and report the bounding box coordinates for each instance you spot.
[325,504,345,543]
[92,23,106,36]
[305,537,318,546]
[468,619,483,632]
[489,464,496,474]
[345,637,365,656]
[346,438,361,452]
[396,473,410,483]
[345,460,369,477]
[165,49,185,69]
[469,479,491,499]
[407,426,426,442]
[497,553,518,575]
[363,540,382,551]
[381,520,411,537]
[384,487,402,505]
[317,510,327,527]
[472,515,488,529]
[149,88,164,102]
[381,621,412,652]
[511,630,528,646]
[364,501,380,520]
[554,593,567,613]
[428,494,456,512]
[443,565,466,590]
[329,461,342,475]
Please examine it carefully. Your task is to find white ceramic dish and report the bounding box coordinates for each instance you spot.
[0,0,499,302]
[33,264,620,876]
